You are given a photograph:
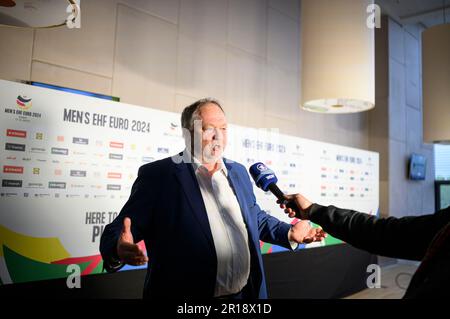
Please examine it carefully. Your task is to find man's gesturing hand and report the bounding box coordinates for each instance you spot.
[116,217,148,266]
[288,220,327,244]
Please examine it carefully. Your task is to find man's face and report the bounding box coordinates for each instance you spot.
[192,103,227,163]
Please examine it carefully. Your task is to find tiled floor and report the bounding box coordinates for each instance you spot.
[345,263,419,299]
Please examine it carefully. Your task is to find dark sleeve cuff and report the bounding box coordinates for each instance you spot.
[307,203,327,223]
[103,256,125,273]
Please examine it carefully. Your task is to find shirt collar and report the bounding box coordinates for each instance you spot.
[183,149,228,176]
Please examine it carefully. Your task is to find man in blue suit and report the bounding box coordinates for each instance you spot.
[100,98,325,298]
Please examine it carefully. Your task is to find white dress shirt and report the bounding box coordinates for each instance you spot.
[184,152,250,297]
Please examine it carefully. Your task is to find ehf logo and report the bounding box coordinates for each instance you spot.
[16,95,32,110]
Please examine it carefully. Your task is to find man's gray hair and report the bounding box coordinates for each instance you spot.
[180,98,224,131]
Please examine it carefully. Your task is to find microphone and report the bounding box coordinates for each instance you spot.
[248,162,299,214]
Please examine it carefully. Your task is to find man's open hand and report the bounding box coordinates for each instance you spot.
[288,220,327,244]
[116,217,148,266]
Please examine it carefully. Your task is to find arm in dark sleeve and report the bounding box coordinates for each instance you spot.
[308,204,450,261]
[99,165,154,272]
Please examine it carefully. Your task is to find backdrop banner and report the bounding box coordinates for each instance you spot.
[0,79,379,284]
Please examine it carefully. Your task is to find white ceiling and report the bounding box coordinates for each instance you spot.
[376,0,450,27]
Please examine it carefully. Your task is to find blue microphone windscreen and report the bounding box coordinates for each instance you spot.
[249,162,278,191]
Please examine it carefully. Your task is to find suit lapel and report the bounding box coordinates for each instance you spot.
[174,153,214,249]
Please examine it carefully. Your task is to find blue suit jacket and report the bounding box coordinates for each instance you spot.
[100,152,294,298]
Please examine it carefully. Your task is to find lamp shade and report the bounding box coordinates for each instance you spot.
[300,0,375,113]
[0,0,76,28]
[422,23,450,144]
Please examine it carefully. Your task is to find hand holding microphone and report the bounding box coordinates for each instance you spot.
[249,162,326,243]
[276,193,313,220]
[248,163,312,220]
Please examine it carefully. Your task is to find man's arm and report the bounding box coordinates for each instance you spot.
[280,193,450,261]
[256,204,294,249]
[100,165,154,271]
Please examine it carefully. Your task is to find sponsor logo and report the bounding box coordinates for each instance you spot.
[5,143,25,152]
[32,168,40,175]
[109,141,123,149]
[26,182,44,189]
[36,158,46,163]
[70,170,87,177]
[51,147,69,155]
[48,182,66,189]
[65,194,81,198]
[3,166,24,174]
[107,184,121,191]
[57,135,65,142]
[72,151,86,156]
[6,156,17,160]
[34,193,51,198]
[142,156,154,163]
[73,137,89,145]
[6,129,27,138]
[70,184,85,188]
[54,169,62,176]
[16,95,32,110]
[35,132,43,140]
[1,192,18,197]
[130,144,136,150]
[30,147,46,153]
[109,153,123,160]
[22,157,31,161]
[107,172,122,179]
[157,147,169,154]
[95,140,103,147]
[2,179,22,187]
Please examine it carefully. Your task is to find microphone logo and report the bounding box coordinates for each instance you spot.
[256,163,267,171]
